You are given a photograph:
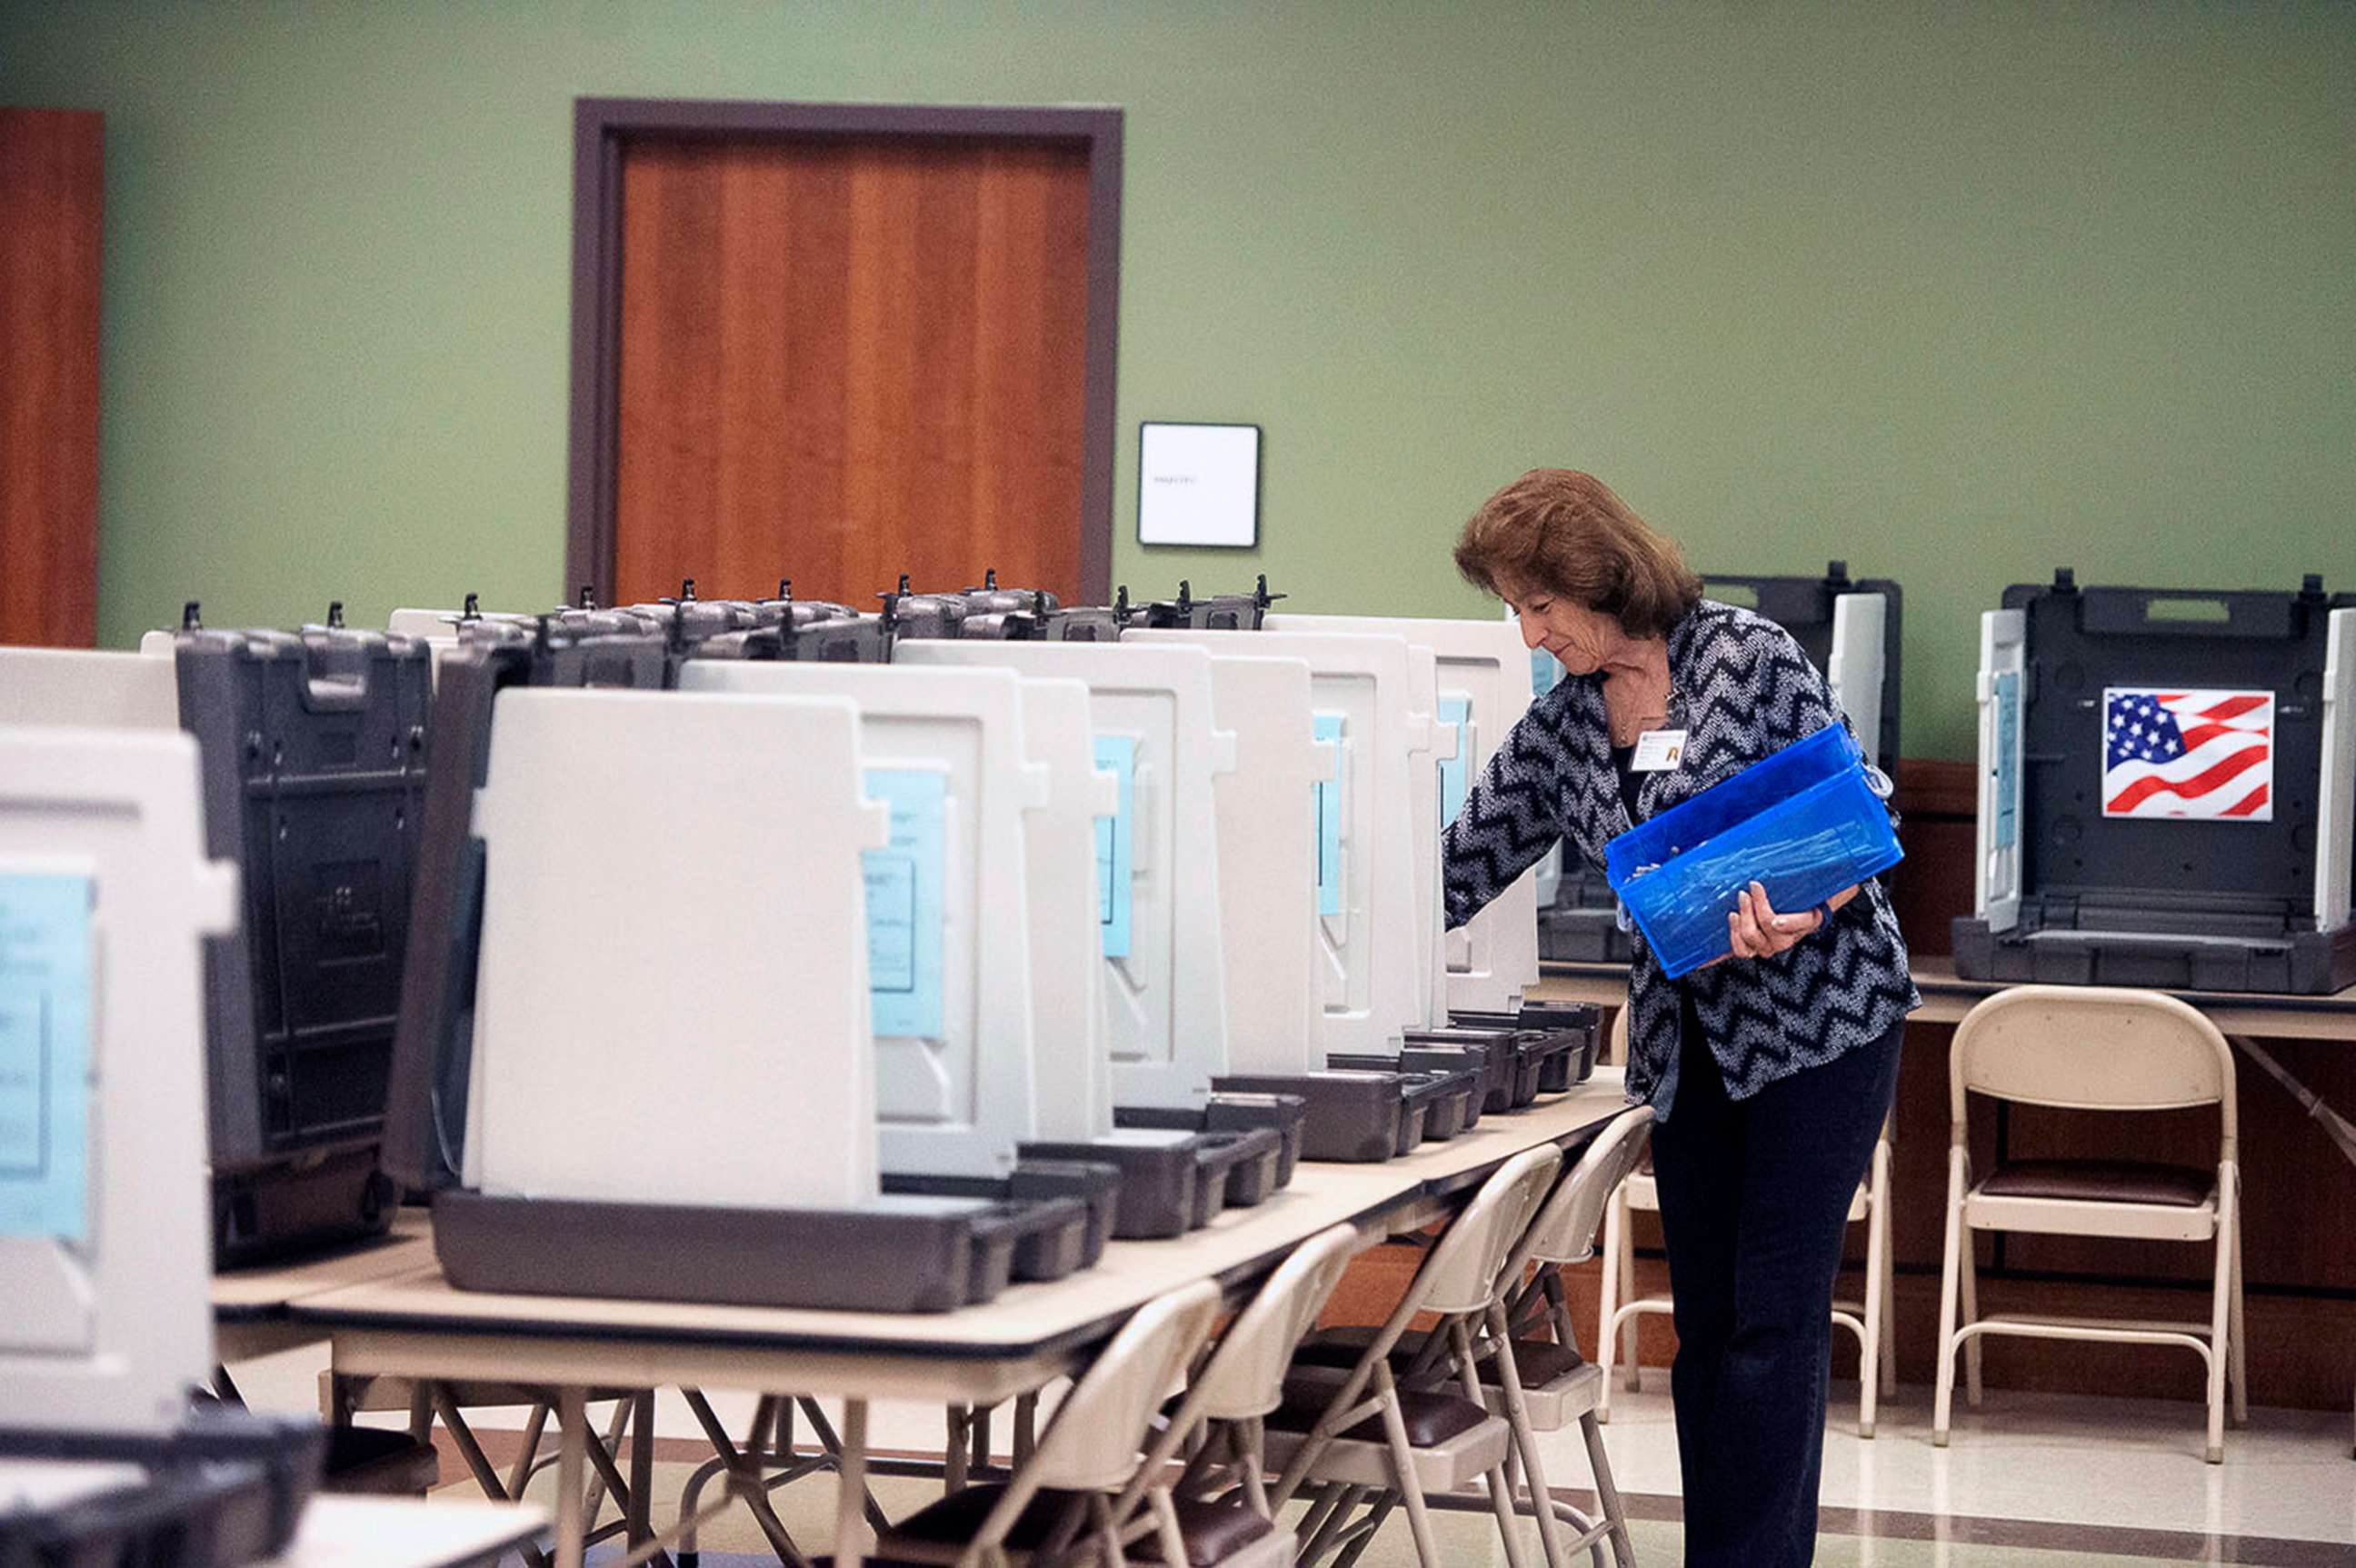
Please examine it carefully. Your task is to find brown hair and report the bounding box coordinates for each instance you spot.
[1453,469,1703,640]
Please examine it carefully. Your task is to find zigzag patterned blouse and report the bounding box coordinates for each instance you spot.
[1443,599,1920,1112]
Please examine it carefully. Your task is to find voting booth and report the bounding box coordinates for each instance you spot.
[1952,572,2356,994]
[886,639,1306,1222]
[0,724,326,1564]
[382,624,1100,1310]
[1542,564,1902,965]
[1254,614,1594,1100]
[1263,613,1546,1015]
[1082,633,1469,1157]
[1133,620,1562,1120]
[0,622,431,1266]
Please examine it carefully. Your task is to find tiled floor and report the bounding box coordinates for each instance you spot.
[1575,1377,2356,1555]
[237,1339,2356,1563]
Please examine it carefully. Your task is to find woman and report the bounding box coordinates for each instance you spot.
[1443,469,1918,1568]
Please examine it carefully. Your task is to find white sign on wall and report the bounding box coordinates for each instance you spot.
[1138,422,1261,548]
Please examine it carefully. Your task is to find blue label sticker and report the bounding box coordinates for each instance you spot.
[862,769,946,1039]
[1093,734,1136,960]
[1993,672,2020,852]
[0,874,94,1243]
[1437,695,1472,834]
[1532,649,1562,698]
[1313,714,1344,917]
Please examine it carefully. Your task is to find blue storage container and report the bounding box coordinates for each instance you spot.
[1605,724,1903,978]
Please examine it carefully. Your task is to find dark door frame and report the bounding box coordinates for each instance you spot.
[565,96,1123,607]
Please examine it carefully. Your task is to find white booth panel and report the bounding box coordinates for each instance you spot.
[1195,653,1325,1075]
[466,687,887,1209]
[1017,678,1120,1139]
[0,647,177,732]
[893,642,1234,1110]
[1265,614,1542,1011]
[680,662,1046,1176]
[1126,629,1422,1058]
[1973,611,2028,934]
[0,727,236,1433]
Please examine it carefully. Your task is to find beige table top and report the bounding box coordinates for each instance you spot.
[1534,959,2356,1040]
[289,1080,1630,1406]
[257,1497,545,1568]
[213,1210,440,1320]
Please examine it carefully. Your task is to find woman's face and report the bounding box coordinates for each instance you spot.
[1498,579,1626,676]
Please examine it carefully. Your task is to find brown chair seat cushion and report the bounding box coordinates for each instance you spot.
[1266,1372,1490,1446]
[888,1484,1276,1565]
[1294,1327,1586,1388]
[1133,1496,1282,1564]
[888,1483,1091,1551]
[1978,1159,2211,1208]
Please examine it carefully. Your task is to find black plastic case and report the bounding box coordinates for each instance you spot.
[173,619,433,1266]
[883,1160,1123,1282]
[1020,1124,1280,1240]
[1136,575,1283,631]
[1453,1002,1602,1091]
[1952,573,2356,994]
[432,1188,1031,1313]
[0,1407,324,1568]
[1209,1071,1416,1164]
[1322,1060,1480,1146]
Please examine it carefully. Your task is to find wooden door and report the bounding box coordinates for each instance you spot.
[572,103,1121,612]
[0,108,102,647]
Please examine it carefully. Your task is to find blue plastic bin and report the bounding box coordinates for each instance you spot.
[1605,724,1903,978]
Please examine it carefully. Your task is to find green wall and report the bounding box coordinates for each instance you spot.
[5,1,2351,757]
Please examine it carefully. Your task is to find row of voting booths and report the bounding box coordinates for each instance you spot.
[0,579,1600,1399]
[11,562,2348,1552]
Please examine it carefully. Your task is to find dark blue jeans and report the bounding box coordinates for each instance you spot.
[1648,1008,1906,1568]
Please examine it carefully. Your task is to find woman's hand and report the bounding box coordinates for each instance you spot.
[1723,880,1852,962]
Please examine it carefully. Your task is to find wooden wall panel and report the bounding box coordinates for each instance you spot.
[1890,758,1977,958]
[613,135,1089,609]
[0,108,102,647]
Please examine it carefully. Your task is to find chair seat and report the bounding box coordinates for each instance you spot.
[889,1484,1283,1567]
[1132,1496,1286,1565]
[1263,1372,1510,1492]
[885,1483,1092,1553]
[1977,1159,2212,1208]
[1295,1327,1587,1387]
[1267,1372,1491,1446]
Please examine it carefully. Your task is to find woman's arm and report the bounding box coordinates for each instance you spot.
[1442,703,1572,932]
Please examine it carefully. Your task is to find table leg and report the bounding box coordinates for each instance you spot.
[554,1387,588,1568]
[834,1400,870,1568]
[626,1391,663,1559]
[944,1405,969,1492]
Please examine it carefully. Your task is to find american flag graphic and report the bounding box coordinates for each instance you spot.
[2101,687,2273,821]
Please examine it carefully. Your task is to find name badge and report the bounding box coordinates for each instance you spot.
[1630,728,1688,773]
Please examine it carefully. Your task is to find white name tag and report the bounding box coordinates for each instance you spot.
[1630,728,1688,773]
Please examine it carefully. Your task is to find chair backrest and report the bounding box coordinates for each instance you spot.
[1507,1108,1654,1271]
[1608,1005,1627,1063]
[1026,1279,1224,1493]
[1950,985,2236,1158]
[1415,1146,1563,1316]
[1187,1224,1363,1421]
